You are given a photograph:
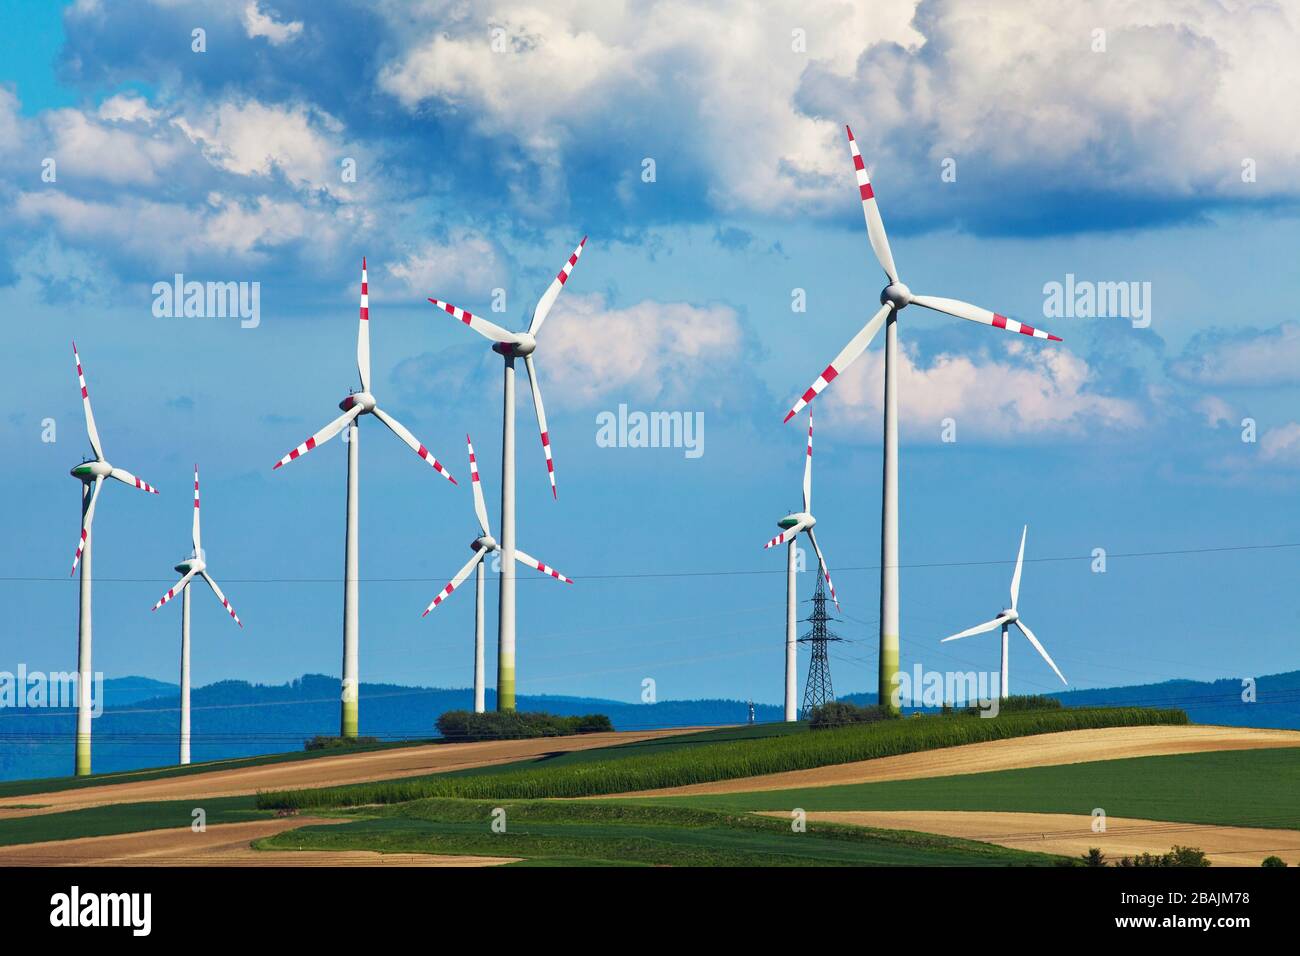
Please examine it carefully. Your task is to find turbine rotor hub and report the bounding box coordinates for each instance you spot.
[494,332,537,357]
[474,535,498,552]
[340,390,377,413]
[881,282,912,310]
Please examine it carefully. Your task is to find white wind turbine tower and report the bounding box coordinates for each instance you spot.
[273,258,457,738]
[783,126,1063,713]
[66,342,159,776]
[763,411,840,722]
[941,526,1067,699]
[428,237,586,711]
[150,465,242,765]
[422,434,573,713]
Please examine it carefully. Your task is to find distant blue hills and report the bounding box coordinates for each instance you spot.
[1,669,1297,782]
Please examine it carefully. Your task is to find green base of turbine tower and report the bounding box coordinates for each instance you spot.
[879,643,900,715]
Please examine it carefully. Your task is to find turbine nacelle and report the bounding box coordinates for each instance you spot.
[174,555,207,575]
[778,511,814,531]
[339,390,377,414]
[71,460,112,481]
[880,282,912,310]
[472,534,499,553]
[492,332,537,357]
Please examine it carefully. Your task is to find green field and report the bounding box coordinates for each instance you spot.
[0,737,440,800]
[254,799,1066,867]
[0,796,264,846]
[647,748,1300,830]
[259,707,1187,809]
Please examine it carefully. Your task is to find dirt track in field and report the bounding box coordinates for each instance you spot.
[611,725,1300,797]
[0,817,518,867]
[0,727,713,819]
[768,810,1300,867]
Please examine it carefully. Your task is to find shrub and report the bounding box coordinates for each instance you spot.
[807,701,892,729]
[1261,856,1287,867]
[261,705,1187,810]
[1116,845,1210,867]
[1081,847,1107,867]
[435,710,613,742]
[304,735,381,752]
[965,694,1062,716]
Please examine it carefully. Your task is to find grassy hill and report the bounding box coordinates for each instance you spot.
[655,748,1300,831]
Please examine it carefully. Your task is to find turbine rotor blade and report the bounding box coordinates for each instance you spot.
[910,295,1062,342]
[72,342,104,461]
[941,615,1009,642]
[192,464,201,553]
[783,302,891,423]
[201,570,242,628]
[1016,619,1067,686]
[805,527,840,611]
[152,568,198,611]
[272,405,361,470]
[762,526,802,550]
[466,434,490,535]
[371,407,457,484]
[514,548,573,584]
[529,236,587,336]
[802,411,813,513]
[109,467,159,494]
[427,298,516,344]
[1010,524,1027,610]
[357,257,371,392]
[523,354,556,498]
[422,549,487,616]
[845,125,899,284]
[70,476,104,575]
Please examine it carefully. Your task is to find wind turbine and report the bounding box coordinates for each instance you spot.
[427,237,586,711]
[150,465,242,765]
[273,258,457,738]
[67,342,159,776]
[762,411,840,722]
[422,434,573,713]
[783,126,1063,713]
[941,526,1067,699]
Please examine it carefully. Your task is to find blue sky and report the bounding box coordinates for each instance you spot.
[2,0,1299,710]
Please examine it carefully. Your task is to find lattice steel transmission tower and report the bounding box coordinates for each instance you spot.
[799,576,842,718]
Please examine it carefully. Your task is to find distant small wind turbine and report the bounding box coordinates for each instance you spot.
[273,258,457,738]
[67,342,159,776]
[151,465,242,765]
[422,435,572,713]
[941,526,1067,699]
[427,237,586,710]
[763,411,840,722]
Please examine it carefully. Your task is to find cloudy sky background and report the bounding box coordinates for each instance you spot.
[2,0,1298,711]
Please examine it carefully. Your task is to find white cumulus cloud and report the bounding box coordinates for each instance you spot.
[817,338,1143,441]
[540,292,747,408]
[243,1,303,46]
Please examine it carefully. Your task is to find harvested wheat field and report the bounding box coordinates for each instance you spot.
[614,725,1300,798]
[766,810,1300,867]
[0,727,711,819]
[0,817,518,867]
